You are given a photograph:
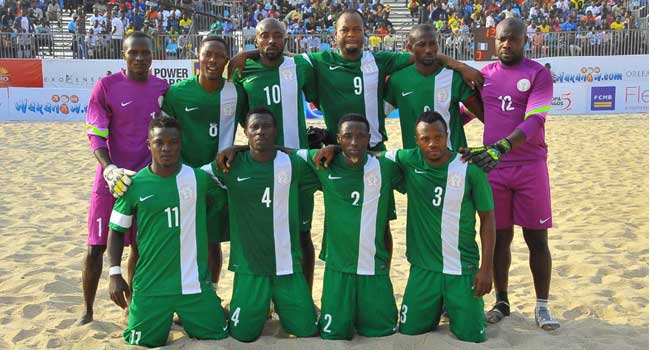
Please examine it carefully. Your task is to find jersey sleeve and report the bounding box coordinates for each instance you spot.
[375,51,412,75]
[294,152,320,192]
[200,170,227,212]
[518,68,553,141]
[468,164,494,212]
[86,79,110,151]
[297,54,319,104]
[161,85,176,117]
[234,81,249,127]
[108,193,135,232]
[384,74,397,107]
[380,155,404,191]
[452,71,476,103]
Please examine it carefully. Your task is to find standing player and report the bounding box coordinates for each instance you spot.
[461,18,559,330]
[384,24,484,150]
[387,112,495,342]
[296,114,401,340]
[202,109,319,342]
[80,31,169,325]
[107,116,228,347]
[161,35,245,288]
[233,18,319,291]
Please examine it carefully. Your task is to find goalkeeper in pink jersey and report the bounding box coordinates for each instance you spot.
[460,18,559,331]
[80,31,169,325]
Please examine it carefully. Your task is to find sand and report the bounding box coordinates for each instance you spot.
[0,114,647,350]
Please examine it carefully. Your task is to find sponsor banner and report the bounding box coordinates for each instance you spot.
[42,60,194,88]
[538,55,648,85]
[0,88,8,118]
[0,59,44,88]
[550,85,588,114]
[5,87,90,121]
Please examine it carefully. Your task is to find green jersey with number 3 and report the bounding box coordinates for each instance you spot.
[384,149,493,276]
[307,50,411,147]
[385,65,475,150]
[162,76,246,167]
[234,56,317,149]
[202,151,319,276]
[297,149,402,275]
[109,165,226,296]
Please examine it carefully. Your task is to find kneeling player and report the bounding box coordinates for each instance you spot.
[202,108,318,342]
[107,117,228,347]
[296,114,401,340]
[385,112,495,342]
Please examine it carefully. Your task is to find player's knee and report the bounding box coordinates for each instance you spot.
[523,231,549,252]
[87,245,106,259]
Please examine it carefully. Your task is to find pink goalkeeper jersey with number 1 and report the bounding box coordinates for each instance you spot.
[480,57,553,168]
[85,70,169,194]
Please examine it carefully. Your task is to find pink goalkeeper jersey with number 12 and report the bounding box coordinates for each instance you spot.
[480,57,554,167]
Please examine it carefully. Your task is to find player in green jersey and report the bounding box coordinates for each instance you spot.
[107,116,228,347]
[233,18,319,291]
[162,35,245,289]
[296,114,402,340]
[384,24,484,150]
[201,108,319,342]
[385,112,495,342]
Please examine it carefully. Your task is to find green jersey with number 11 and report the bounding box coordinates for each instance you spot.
[109,165,226,296]
[384,149,493,276]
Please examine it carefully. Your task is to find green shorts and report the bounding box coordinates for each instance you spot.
[299,189,314,232]
[207,203,229,243]
[124,290,227,347]
[228,273,318,342]
[398,265,486,343]
[320,268,397,340]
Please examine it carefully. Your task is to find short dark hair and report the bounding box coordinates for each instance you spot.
[149,115,181,134]
[245,107,276,127]
[200,35,228,53]
[335,9,365,27]
[408,24,437,44]
[415,111,447,133]
[338,113,370,133]
[123,31,152,50]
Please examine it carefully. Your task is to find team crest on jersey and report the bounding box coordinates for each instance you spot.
[276,171,290,184]
[517,79,531,92]
[447,172,463,188]
[361,61,377,74]
[223,102,235,116]
[364,173,380,187]
[180,184,194,200]
[435,88,449,104]
[280,69,295,81]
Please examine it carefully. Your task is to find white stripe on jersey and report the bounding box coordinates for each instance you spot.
[279,57,300,148]
[273,152,294,275]
[441,154,468,275]
[360,51,382,147]
[433,68,454,150]
[218,82,239,152]
[176,165,202,294]
[296,149,309,162]
[384,150,398,162]
[357,155,381,275]
[109,210,132,229]
[199,163,226,189]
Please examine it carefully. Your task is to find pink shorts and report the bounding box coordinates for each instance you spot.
[488,160,552,230]
[87,191,136,246]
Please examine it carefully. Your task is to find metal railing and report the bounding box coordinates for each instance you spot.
[0,29,646,59]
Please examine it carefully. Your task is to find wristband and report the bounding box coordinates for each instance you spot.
[109,266,122,276]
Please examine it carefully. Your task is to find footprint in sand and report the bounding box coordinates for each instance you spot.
[22,304,43,319]
[12,328,38,343]
[55,319,76,330]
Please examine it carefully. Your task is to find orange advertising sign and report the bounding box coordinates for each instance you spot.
[0,59,44,87]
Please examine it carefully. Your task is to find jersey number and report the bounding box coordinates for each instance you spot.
[129,330,142,345]
[209,123,218,137]
[351,191,360,206]
[96,217,102,237]
[264,85,281,105]
[400,304,408,323]
[261,187,272,208]
[353,76,363,95]
[322,313,332,333]
[423,105,431,112]
[432,186,443,207]
[498,95,514,111]
[230,307,241,327]
[164,206,179,228]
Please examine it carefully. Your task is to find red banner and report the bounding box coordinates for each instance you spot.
[0,59,43,88]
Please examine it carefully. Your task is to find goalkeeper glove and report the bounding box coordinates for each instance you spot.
[103,164,136,198]
[463,138,512,172]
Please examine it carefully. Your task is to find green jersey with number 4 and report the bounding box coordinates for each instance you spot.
[385,65,475,150]
[162,76,246,167]
[307,50,411,148]
[297,149,402,275]
[384,149,493,276]
[202,151,319,276]
[234,56,317,149]
[109,164,226,296]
